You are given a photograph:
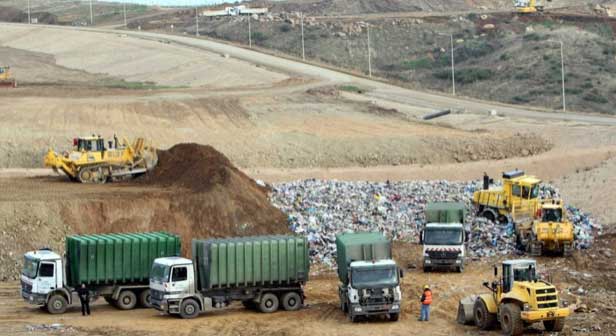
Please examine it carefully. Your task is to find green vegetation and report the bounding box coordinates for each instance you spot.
[540,20,555,30]
[588,23,614,39]
[583,90,608,104]
[455,40,496,63]
[433,68,494,84]
[523,33,548,42]
[105,80,179,90]
[512,95,531,103]
[279,24,292,33]
[514,72,531,80]
[339,85,363,93]
[401,58,433,70]
[251,32,268,42]
[500,53,511,61]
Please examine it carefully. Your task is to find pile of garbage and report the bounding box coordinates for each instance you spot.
[270,179,601,266]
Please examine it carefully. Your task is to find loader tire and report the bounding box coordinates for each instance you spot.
[480,209,497,223]
[500,303,524,336]
[530,241,542,256]
[139,289,152,308]
[543,318,565,332]
[474,299,496,330]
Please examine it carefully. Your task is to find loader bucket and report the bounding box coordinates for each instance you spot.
[457,295,477,325]
[44,149,59,168]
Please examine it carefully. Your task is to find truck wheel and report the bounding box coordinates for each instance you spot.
[47,294,68,314]
[389,313,399,322]
[530,241,542,256]
[543,318,565,332]
[423,265,431,272]
[473,299,496,330]
[348,313,358,323]
[500,303,524,336]
[562,243,572,257]
[116,290,137,310]
[258,293,279,313]
[139,289,152,308]
[180,298,200,319]
[281,292,302,311]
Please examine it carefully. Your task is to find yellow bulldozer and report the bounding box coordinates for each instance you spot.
[516,199,574,256]
[457,259,569,336]
[473,170,541,224]
[513,0,551,13]
[44,135,158,184]
[0,66,17,88]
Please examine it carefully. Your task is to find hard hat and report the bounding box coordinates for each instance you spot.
[424,285,430,290]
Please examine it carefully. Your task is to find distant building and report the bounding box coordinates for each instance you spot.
[201,5,268,17]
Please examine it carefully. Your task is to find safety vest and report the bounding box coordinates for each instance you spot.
[422,290,433,305]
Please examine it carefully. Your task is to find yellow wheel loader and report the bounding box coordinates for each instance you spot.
[0,66,17,88]
[513,0,551,14]
[44,135,157,184]
[457,259,569,336]
[516,199,574,257]
[473,170,541,224]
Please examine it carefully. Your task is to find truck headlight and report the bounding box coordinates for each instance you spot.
[29,295,33,301]
[561,300,569,307]
[354,307,362,312]
[391,304,400,310]
[523,303,530,311]
[455,259,462,264]
[423,253,429,257]
[425,260,431,264]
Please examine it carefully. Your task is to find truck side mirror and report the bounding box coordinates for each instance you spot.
[464,232,469,243]
[419,230,423,244]
[399,268,404,278]
[494,266,498,277]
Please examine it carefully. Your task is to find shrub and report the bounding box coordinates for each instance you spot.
[251,32,268,42]
[454,40,496,63]
[514,72,531,80]
[279,24,292,33]
[401,58,433,70]
[523,33,547,42]
[433,68,494,84]
[583,90,608,104]
[512,95,531,103]
[500,53,511,61]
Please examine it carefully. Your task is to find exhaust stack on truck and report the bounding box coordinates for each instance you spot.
[150,235,309,319]
[336,232,403,322]
[21,232,180,314]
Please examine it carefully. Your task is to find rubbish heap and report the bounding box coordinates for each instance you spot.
[270,179,602,266]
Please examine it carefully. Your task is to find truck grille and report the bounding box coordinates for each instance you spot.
[538,302,558,309]
[21,280,32,294]
[427,250,459,259]
[151,289,165,300]
[536,288,556,294]
[537,295,557,302]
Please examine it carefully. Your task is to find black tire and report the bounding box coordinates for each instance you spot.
[281,292,302,311]
[341,301,348,313]
[139,289,152,308]
[47,294,68,314]
[473,299,496,330]
[530,241,542,256]
[389,313,399,322]
[116,290,137,310]
[258,293,279,313]
[457,264,464,273]
[423,265,431,272]
[500,303,524,336]
[179,298,200,319]
[349,313,358,323]
[481,209,496,223]
[543,318,565,332]
[497,215,509,224]
[562,243,573,257]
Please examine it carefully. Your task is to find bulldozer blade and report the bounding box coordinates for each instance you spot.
[457,295,477,325]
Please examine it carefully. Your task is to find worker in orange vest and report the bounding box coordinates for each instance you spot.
[419,284,432,321]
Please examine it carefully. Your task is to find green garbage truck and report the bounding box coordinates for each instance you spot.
[336,232,403,322]
[20,232,181,314]
[420,202,468,272]
[150,235,310,319]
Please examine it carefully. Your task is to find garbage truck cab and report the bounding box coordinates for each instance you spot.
[421,202,468,272]
[336,232,402,322]
[421,223,466,272]
[21,250,67,310]
[343,259,402,322]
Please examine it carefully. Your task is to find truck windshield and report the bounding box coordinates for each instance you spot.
[424,228,463,245]
[542,208,563,222]
[151,263,170,283]
[352,267,398,288]
[23,256,39,279]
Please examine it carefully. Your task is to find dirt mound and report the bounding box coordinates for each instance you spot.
[143,143,258,192]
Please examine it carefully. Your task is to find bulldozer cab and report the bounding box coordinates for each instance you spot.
[75,136,105,152]
[502,170,541,218]
[539,200,564,222]
[502,260,537,293]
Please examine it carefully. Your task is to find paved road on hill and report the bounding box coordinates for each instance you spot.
[2,22,616,125]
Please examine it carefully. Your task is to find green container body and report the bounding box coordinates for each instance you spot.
[425,202,467,224]
[65,232,180,287]
[335,232,392,285]
[192,235,309,290]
